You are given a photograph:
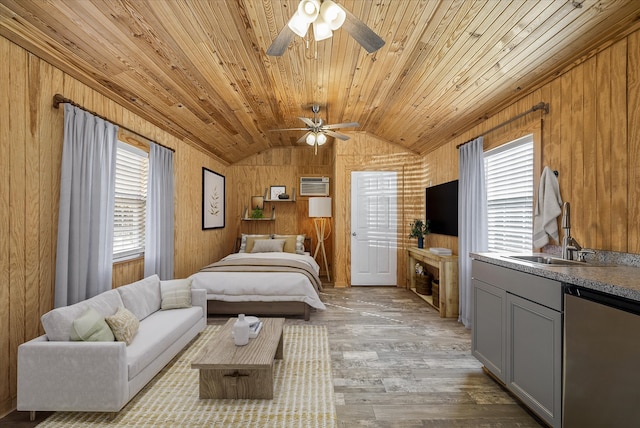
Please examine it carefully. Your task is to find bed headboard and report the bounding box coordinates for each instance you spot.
[234,236,313,254]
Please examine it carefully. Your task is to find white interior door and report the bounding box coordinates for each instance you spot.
[350,171,397,286]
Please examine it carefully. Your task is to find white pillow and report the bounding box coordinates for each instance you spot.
[160,278,192,310]
[251,238,286,253]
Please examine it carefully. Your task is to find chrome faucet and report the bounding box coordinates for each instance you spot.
[561,202,584,260]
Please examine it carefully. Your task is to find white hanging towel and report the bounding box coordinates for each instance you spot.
[533,166,562,248]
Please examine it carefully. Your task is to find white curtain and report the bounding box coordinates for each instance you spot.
[458,137,488,328]
[144,142,175,280]
[55,104,118,307]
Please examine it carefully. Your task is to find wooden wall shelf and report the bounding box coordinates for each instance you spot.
[241,206,276,220]
[407,247,459,318]
[264,187,296,202]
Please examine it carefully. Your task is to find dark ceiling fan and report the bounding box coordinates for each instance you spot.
[266,0,385,56]
[270,104,359,153]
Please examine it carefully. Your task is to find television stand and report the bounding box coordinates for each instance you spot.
[407,247,458,318]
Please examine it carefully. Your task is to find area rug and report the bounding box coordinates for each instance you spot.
[37,324,336,428]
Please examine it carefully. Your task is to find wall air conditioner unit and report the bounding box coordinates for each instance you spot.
[300,177,330,196]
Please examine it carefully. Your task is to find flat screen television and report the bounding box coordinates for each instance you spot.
[425,180,458,236]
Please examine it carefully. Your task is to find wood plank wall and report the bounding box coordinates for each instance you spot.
[4,26,640,418]
[333,133,423,288]
[0,36,232,417]
[228,147,333,274]
[426,36,635,257]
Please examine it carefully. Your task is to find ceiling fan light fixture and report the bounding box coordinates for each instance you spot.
[320,1,346,30]
[288,12,311,37]
[297,0,321,23]
[316,132,327,145]
[306,132,317,146]
[313,16,333,41]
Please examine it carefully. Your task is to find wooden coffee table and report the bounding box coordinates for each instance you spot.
[191,317,285,399]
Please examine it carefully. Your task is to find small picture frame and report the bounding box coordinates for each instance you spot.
[270,185,286,200]
[251,196,264,210]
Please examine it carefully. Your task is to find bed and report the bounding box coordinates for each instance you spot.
[189,234,325,320]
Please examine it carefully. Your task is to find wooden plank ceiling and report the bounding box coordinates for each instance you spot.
[1,0,640,164]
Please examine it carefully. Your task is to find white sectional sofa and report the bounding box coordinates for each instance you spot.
[17,274,206,418]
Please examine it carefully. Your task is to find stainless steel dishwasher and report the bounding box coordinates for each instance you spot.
[564,285,640,427]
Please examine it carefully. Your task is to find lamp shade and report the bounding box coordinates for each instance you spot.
[309,197,332,218]
[320,0,346,30]
[288,12,311,37]
[316,132,327,145]
[312,16,333,41]
[298,0,320,22]
[306,132,316,145]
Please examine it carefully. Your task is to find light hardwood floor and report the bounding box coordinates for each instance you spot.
[296,286,544,427]
[1,286,544,427]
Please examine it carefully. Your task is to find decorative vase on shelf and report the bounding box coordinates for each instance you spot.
[418,236,424,249]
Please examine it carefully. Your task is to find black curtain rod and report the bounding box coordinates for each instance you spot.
[52,94,175,153]
[456,102,549,149]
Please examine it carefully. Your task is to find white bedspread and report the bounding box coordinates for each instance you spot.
[189,252,326,310]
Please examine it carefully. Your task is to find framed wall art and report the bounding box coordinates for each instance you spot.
[202,167,225,229]
[270,185,286,200]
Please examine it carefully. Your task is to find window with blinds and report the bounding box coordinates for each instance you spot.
[113,141,148,261]
[484,135,534,253]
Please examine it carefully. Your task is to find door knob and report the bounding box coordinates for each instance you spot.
[352,232,356,236]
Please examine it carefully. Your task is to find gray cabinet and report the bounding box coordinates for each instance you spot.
[472,279,506,382]
[472,260,562,428]
[506,293,562,427]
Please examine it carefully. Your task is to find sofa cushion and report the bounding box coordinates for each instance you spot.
[117,275,161,321]
[106,306,139,345]
[41,289,124,341]
[160,278,192,310]
[126,306,203,380]
[70,307,115,342]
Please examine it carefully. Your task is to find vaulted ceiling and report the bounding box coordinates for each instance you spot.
[2,0,640,164]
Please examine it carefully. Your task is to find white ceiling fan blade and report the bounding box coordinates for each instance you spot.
[266,26,296,56]
[269,127,310,131]
[324,130,350,140]
[341,7,385,53]
[297,132,311,144]
[298,117,317,127]
[323,121,359,129]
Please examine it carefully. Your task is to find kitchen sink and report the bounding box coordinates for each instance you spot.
[506,255,592,266]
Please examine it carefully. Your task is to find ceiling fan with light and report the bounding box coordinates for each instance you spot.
[270,104,359,154]
[266,0,385,56]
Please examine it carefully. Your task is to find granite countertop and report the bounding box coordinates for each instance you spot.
[471,252,640,303]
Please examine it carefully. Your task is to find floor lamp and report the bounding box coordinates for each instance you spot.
[309,197,332,282]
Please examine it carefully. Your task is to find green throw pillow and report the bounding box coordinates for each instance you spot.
[70,307,115,342]
[105,306,139,345]
[160,278,192,310]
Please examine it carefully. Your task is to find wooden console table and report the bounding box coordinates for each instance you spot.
[407,247,459,318]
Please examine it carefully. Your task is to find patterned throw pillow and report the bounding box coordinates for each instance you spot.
[105,306,139,345]
[160,278,192,310]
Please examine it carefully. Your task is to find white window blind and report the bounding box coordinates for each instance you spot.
[113,141,148,261]
[484,135,534,253]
